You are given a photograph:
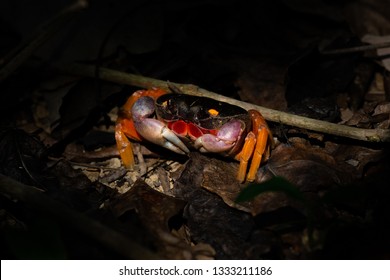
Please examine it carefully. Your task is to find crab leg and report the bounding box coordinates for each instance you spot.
[115,122,135,169]
[115,88,168,169]
[245,110,272,182]
[246,126,268,182]
[235,132,256,183]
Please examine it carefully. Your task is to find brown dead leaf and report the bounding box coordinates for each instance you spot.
[261,139,356,190]
[108,180,214,259]
[201,155,292,216]
[373,102,390,115]
[344,110,371,127]
[109,179,185,228]
[177,139,347,217]
[174,153,259,259]
[272,138,337,166]
[339,99,390,128]
[330,144,384,175]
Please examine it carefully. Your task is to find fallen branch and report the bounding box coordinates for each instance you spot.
[62,63,390,142]
[0,174,160,259]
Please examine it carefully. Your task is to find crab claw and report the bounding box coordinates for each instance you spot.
[134,118,190,154]
[194,120,243,153]
[132,96,189,155]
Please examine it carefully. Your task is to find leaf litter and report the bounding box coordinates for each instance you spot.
[1,0,390,259]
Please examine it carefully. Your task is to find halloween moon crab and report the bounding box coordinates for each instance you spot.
[115,87,273,182]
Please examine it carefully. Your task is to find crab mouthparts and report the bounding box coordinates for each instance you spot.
[168,120,216,140]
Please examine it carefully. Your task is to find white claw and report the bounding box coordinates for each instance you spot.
[161,127,190,154]
[134,118,189,155]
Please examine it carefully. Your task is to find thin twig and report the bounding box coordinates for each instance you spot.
[320,42,390,55]
[0,174,160,259]
[61,63,390,142]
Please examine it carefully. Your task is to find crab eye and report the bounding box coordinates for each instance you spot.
[208,109,219,116]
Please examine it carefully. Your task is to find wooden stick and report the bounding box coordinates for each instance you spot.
[62,63,390,142]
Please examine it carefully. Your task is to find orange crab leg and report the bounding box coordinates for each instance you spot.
[115,121,136,168]
[247,126,268,182]
[115,88,167,169]
[235,132,256,183]
[246,109,273,182]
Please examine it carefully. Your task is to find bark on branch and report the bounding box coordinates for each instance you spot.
[62,63,390,143]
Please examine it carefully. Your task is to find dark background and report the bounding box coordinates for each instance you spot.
[1,0,390,259]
